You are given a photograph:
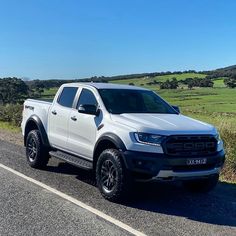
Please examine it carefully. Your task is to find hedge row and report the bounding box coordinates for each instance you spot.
[0,104,23,127]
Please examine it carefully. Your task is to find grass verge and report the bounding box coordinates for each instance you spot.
[0,121,21,132]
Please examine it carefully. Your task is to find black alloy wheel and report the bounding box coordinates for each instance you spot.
[26,130,49,168]
[96,149,132,201]
[100,159,118,193]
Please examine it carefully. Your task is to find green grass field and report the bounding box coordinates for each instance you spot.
[157,88,236,114]
[213,78,226,88]
[41,88,58,97]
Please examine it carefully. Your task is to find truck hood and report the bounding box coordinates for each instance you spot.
[110,113,217,135]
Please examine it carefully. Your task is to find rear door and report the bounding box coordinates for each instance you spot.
[67,88,99,159]
[48,86,78,149]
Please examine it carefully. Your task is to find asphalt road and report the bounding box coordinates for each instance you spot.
[0,139,236,236]
[0,167,131,236]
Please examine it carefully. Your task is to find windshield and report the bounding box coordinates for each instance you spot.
[99,89,178,114]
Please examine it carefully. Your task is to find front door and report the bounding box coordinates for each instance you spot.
[67,88,99,159]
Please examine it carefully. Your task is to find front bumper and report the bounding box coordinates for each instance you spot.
[122,149,225,181]
[154,168,221,181]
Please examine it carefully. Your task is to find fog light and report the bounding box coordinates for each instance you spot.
[137,161,143,165]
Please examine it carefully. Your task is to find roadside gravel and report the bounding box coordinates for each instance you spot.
[0,129,23,146]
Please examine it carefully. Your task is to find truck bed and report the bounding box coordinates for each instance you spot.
[21,99,52,136]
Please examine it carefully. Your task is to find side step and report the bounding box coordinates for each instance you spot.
[49,150,93,170]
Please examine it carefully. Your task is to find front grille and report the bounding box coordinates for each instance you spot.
[163,135,217,156]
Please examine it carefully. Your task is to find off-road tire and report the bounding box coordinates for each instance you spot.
[26,130,49,169]
[96,149,131,202]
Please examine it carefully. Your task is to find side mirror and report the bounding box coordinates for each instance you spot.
[172,105,180,113]
[78,104,100,116]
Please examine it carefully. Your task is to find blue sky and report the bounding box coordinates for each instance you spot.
[0,0,236,80]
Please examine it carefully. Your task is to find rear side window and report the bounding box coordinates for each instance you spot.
[77,88,98,108]
[58,87,78,108]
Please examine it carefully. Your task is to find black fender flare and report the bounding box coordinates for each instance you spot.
[93,133,128,168]
[24,115,50,147]
[94,132,127,153]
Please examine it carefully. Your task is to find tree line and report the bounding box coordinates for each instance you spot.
[24,70,199,87]
[203,65,236,79]
[1,71,236,105]
[0,78,28,105]
[158,77,214,89]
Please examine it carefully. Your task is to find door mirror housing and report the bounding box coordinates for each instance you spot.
[78,104,100,116]
[172,105,180,113]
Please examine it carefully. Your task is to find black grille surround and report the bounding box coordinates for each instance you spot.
[162,135,218,157]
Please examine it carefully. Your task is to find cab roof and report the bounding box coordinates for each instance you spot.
[63,82,148,90]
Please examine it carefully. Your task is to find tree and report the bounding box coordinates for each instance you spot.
[33,80,45,97]
[182,77,213,88]
[224,75,236,88]
[0,77,29,105]
[160,78,178,89]
[199,78,213,87]
[187,80,194,89]
[169,78,178,89]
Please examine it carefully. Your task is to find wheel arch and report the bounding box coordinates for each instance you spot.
[93,133,127,169]
[24,115,50,147]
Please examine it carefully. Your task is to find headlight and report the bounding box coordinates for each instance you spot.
[134,133,164,146]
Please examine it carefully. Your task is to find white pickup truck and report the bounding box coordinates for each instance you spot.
[21,83,225,201]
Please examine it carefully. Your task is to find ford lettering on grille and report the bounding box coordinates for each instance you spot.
[168,142,214,150]
[165,136,217,156]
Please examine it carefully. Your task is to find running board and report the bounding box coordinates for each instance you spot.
[49,150,93,170]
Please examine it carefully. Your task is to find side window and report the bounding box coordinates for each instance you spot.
[77,88,98,109]
[58,87,78,108]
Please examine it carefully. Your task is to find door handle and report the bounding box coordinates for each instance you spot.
[52,110,57,115]
[71,116,77,121]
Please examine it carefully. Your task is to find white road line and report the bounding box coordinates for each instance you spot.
[0,163,146,236]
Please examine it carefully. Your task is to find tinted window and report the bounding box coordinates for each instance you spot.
[58,87,78,108]
[77,89,98,109]
[99,89,177,114]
